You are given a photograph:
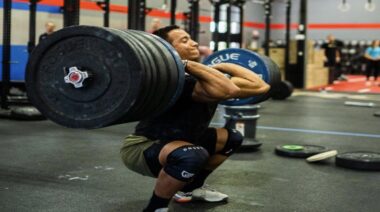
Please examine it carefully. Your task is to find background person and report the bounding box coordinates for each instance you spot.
[39,21,56,42]
[364,40,380,86]
[148,18,162,33]
[321,34,345,83]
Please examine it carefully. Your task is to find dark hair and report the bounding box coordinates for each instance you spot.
[372,40,379,47]
[152,25,180,42]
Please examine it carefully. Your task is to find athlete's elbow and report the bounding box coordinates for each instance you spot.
[226,86,241,98]
[248,83,270,95]
[261,83,271,94]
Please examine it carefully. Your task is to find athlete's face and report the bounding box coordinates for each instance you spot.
[167,29,200,61]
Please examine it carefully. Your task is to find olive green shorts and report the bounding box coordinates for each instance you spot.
[120,135,155,177]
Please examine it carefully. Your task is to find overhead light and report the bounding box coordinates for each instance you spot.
[210,21,216,32]
[338,0,350,12]
[251,0,265,4]
[365,0,376,12]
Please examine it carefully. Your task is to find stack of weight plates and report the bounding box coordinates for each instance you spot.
[26,26,185,129]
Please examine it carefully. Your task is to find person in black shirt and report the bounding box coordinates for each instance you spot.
[321,34,345,83]
[38,22,56,43]
[120,25,270,212]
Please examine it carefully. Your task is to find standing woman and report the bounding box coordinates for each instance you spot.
[364,40,380,86]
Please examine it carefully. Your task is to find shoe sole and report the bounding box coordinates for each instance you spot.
[174,198,192,203]
[192,195,228,203]
[173,194,192,203]
[174,196,228,203]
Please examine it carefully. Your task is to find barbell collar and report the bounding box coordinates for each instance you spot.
[63,66,90,88]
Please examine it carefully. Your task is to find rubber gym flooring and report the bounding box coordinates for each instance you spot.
[308,75,380,94]
[1,91,380,212]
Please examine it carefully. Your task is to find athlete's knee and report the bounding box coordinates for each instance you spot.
[163,145,209,182]
[219,128,243,156]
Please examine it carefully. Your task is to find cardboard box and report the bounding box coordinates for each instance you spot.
[312,49,325,67]
[252,48,285,69]
[269,48,285,68]
[307,40,315,64]
[305,64,329,88]
[289,40,298,64]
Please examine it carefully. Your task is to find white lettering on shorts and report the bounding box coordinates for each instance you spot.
[181,170,195,179]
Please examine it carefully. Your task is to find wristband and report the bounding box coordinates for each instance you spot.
[224,73,232,79]
[182,60,189,69]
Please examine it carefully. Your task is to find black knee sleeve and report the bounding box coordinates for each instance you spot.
[196,128,217,155]
[164,145,209,182]
[219,128,243,156]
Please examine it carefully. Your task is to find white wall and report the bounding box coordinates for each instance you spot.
[3,0,379,46]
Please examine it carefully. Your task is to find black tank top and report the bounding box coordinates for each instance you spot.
[135,75,218,143]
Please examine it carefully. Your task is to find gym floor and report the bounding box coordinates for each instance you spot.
[1,91,380,212]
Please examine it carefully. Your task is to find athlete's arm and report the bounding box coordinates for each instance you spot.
[211,63,270,98]
[185,60,240,102]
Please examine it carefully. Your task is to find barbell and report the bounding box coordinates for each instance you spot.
[26,25,281,129]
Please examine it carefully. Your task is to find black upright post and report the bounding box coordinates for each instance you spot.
[128,0,135,29]
[226,3,232,48]
[295,0,307,88]
[285,0,291,81]
[103,0,110,27]
[96,0,110,27]
[63,0,80,27]
[128,0,146,30]
[28,0,38,53]
[212,2,220,51]
[170,0,177,25]
[188,0,200,42]
[239,4,244,48]
[1,0,12,109]
[264,0,272,56]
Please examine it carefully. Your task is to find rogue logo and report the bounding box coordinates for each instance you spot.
[248,60,258,68]
[210,53,240,64]
[181,170,194,179]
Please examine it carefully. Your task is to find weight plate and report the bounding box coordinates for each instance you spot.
[272,80,294,100]
[138,31,185,111]
[112,29,162,121]
[261,54,282,85]
[26,26,143,128]
[258,55,282,103]
[282,145,304,151]
[236,140,262,152]
[203,48,272,106]
[127,30,175,117]
[336,151,380,171]
[306,150,338,162]
[106,28,152,122]
[275,144,329,158]
[150,33,185,110]
[131,30,183,116]
[9,106,45,120]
